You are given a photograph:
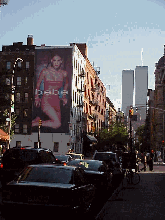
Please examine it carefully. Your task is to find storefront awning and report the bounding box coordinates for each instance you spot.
[86,134,97,143]
[0,129,9,141]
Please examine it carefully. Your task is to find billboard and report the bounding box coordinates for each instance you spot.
[32,47,72,133]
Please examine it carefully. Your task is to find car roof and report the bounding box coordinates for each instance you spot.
[95,151,115,154]
[66,153,83,155]
[6,147,52,153]
[27,164,78,170]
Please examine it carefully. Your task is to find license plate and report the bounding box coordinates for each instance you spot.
[28,195,49,204]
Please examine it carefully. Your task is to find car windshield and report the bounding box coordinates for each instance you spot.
[18,166,73,184]
[55,155,68,161]
[94,153,115,161]
[68,160,102,171]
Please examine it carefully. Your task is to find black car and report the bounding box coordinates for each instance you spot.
[67,159,113,192]
[2,164,95,218]
[0,146,60,186]
[54,154,72,165]
[92,151,123,186]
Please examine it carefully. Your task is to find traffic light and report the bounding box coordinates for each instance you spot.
[39,119,42,127]
[129,108,134,118]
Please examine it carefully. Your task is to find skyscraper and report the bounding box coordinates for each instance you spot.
[135,66,148,120]
[122,70,134,116]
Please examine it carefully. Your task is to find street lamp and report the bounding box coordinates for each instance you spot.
[8,58,23,148]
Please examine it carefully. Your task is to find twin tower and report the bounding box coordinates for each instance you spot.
[122,66,148,121]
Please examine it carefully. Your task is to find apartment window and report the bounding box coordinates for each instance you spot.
[15,124,19,133]
[72,90,74,102]
[17,77,21,86]
[16,141,21,147]
[16,93,21,102]
[23,124,27,133]
[26,61,29,69]
[23,109,28,117]
[17,61,22,68]
[6,78,10,86]
[24,77,28,85]
[15,108,20,116]
[24,93,28,103]
[53,142,59,153]
[6,62,11,70]
[75,76,77,87]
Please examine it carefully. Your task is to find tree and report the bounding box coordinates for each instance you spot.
[135,123,150,152]
[112,121,129,150]
[97,121,129,151]
[0,109,17,140]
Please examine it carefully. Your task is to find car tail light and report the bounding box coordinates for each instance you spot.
[0,163,3,168]
[63,162,66,166]
[20,147,25,150]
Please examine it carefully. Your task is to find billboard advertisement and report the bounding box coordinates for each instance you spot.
[32,47,72,133]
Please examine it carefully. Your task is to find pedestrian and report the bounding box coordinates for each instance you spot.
[149,150,154,171]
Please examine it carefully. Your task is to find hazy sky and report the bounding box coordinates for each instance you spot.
[1,0,165,110]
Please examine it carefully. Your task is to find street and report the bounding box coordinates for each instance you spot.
[96,163,165,220]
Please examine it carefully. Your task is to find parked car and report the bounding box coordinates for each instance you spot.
[2,164,95,217]
[92,151,123,187]
[67,159,113,192]
[0,146,61,186]
[54,155,72,165]
[66,153,84,160]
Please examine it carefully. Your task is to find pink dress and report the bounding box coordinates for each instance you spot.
[41,80,63,113]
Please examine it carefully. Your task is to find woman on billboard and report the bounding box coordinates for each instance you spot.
[32,54,69,129]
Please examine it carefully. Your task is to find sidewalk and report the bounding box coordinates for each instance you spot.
[96,166,165,219]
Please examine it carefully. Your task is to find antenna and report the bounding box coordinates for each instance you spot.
[141,48,143,66]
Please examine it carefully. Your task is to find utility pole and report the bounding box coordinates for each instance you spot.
[129,107,134,153]
[38,119,42,148]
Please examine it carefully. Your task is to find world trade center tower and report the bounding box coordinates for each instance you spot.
[135,66,148,120]
[122,70,134,116]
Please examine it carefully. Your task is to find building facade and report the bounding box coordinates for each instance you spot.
[135,66,148,121]
[122,70,134,116]
[0,38,111,156]
[153,47,165,152]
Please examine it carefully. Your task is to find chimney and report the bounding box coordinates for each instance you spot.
[27,35,33,45]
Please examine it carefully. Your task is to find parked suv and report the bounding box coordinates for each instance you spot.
[92,151,123,186]
[0,146,60,186]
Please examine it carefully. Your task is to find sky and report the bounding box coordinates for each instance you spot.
[0,0,165,110]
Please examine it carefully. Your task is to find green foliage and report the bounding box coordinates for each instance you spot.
[0,109,17,140]
[99,121,129,148]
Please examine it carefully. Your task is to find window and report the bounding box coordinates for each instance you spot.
[23,109,28,117]
[6,62,11,70]
[26,62,29,69]
[53,142,59,152]
[23,124,27,133]
[25,77,28,85]
[15,124,19,133]
[24,93,28,103]
[16,108,20,116]
[16,93,21,103]
[17,77,21,86]
[72,90,74,102]
[17,61,22,68]
[16,141,21,147]
[6,78,10,85]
